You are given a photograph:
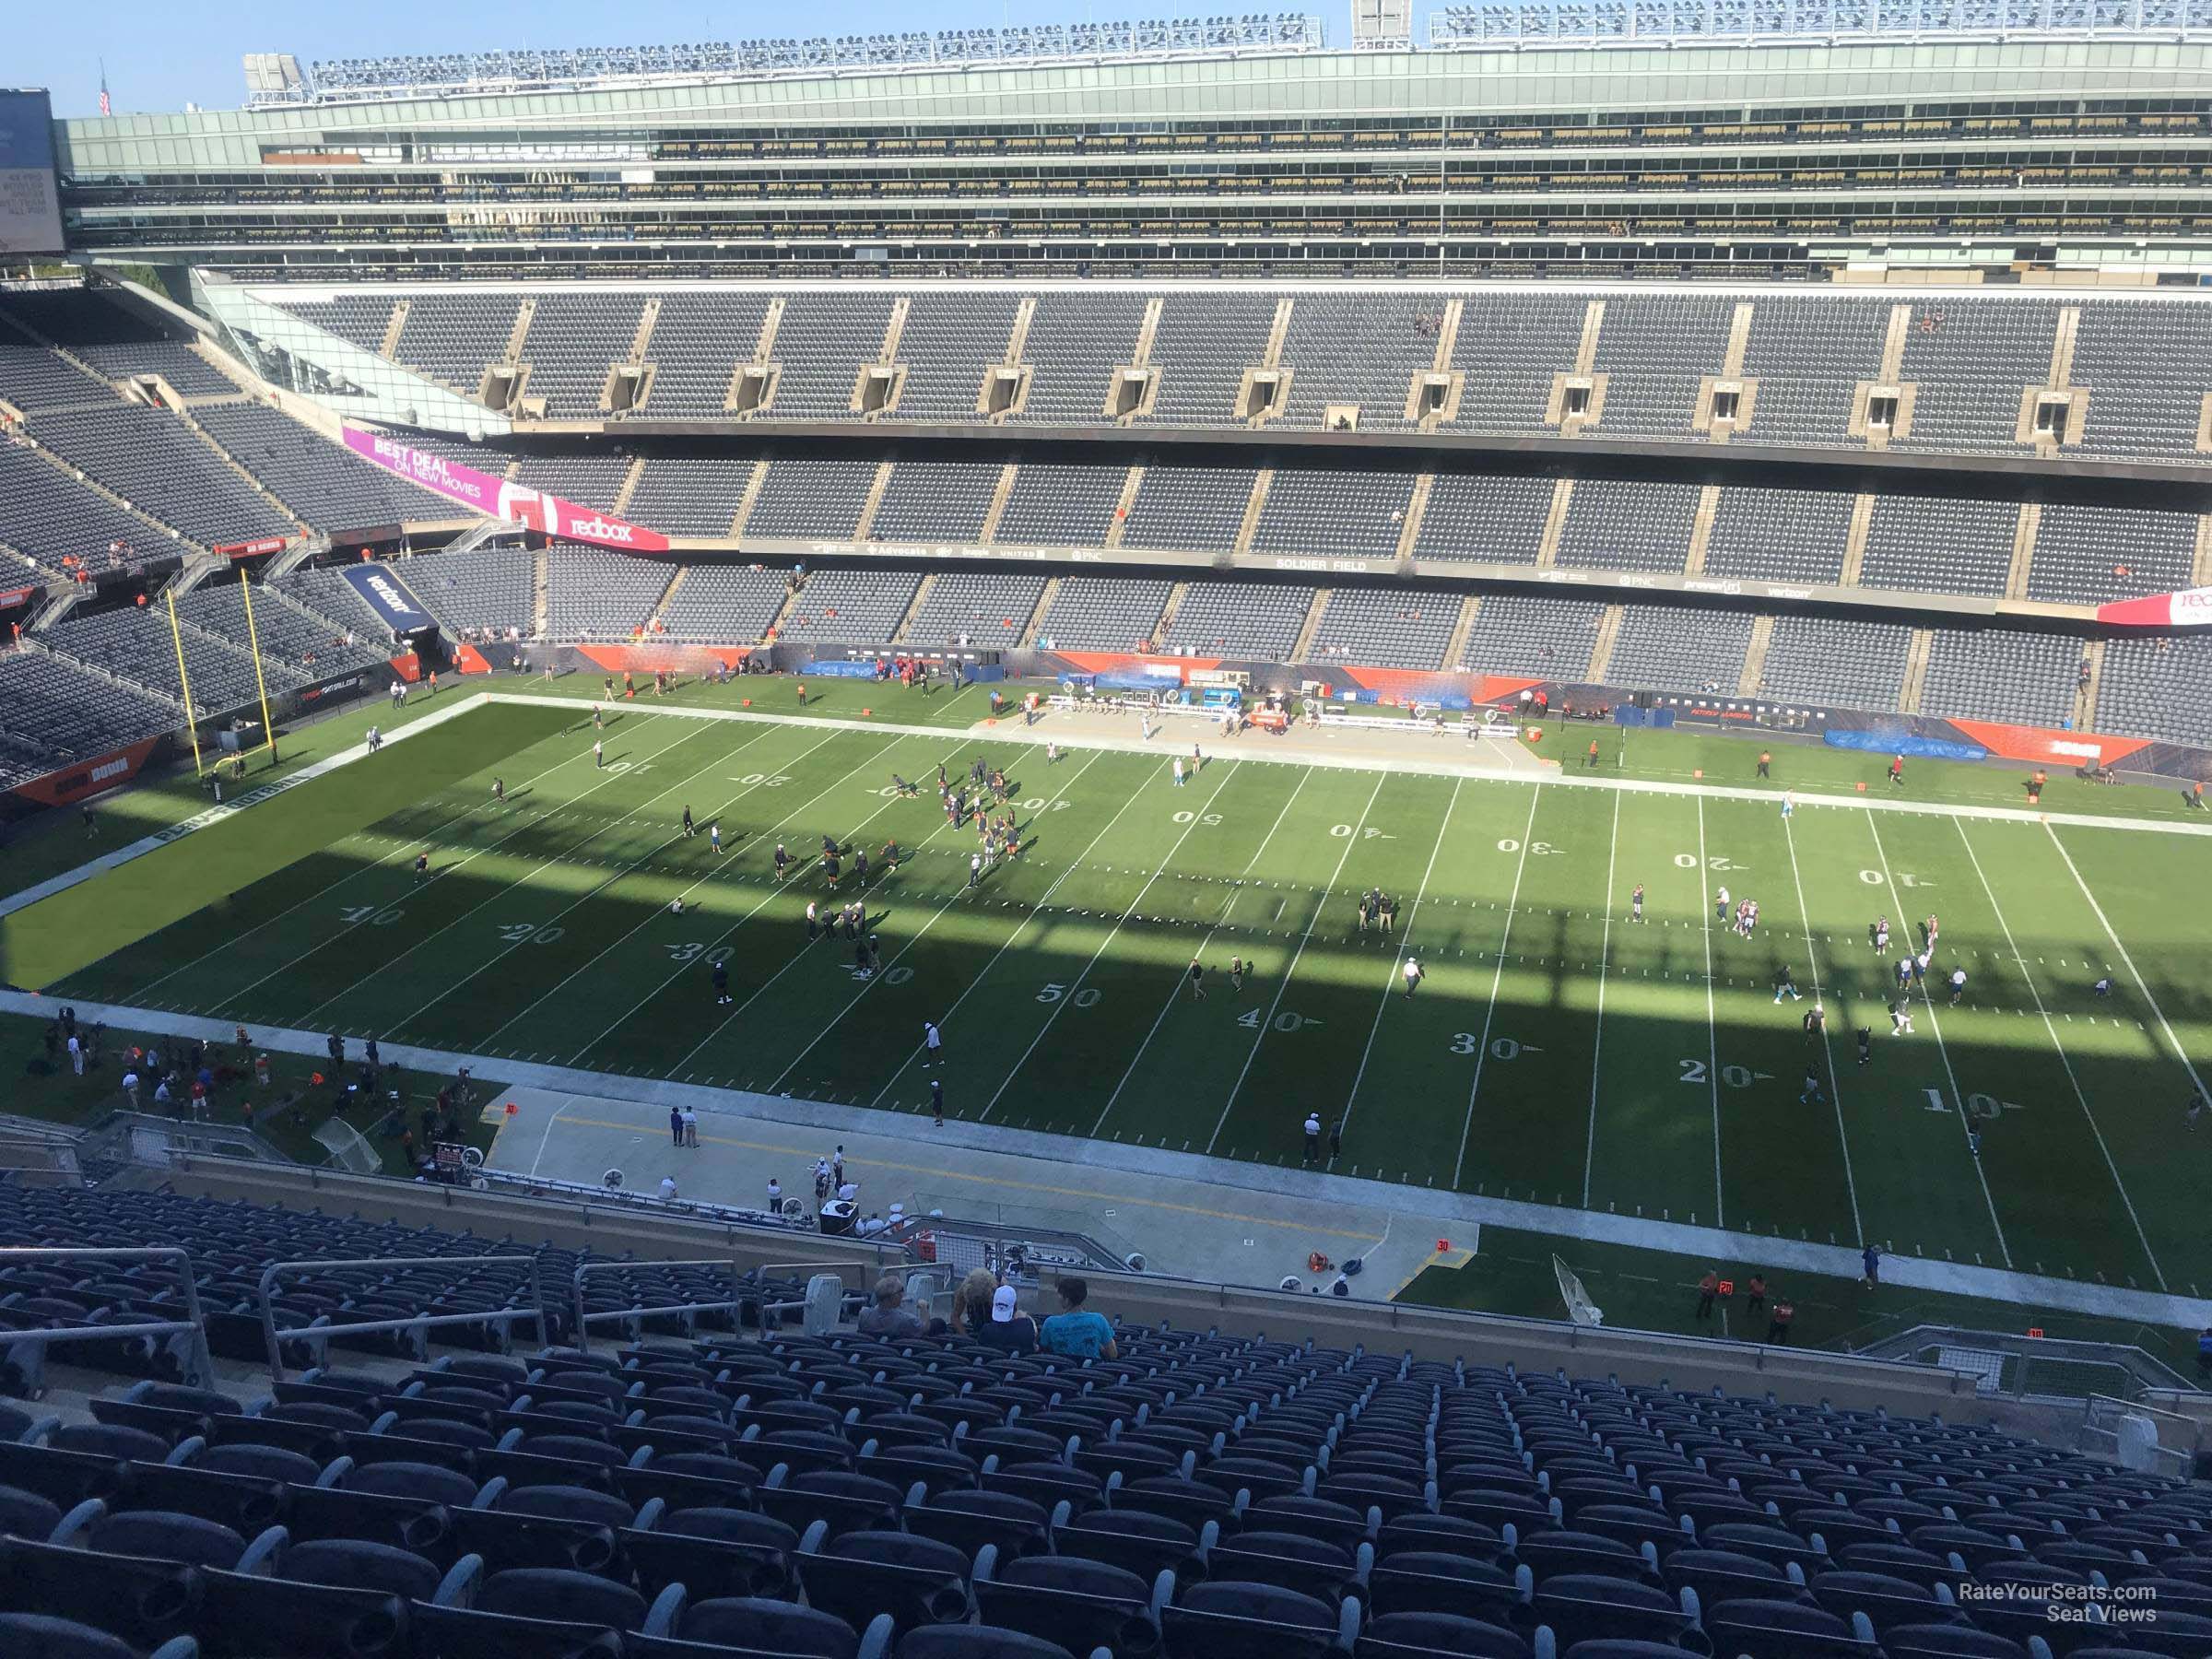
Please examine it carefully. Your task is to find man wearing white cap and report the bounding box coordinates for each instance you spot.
[975,1284,1040,1356]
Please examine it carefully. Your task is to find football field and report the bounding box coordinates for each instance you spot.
[13,686,2211,1299]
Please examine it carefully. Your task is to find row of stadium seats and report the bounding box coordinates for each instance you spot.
[265,282,2212,461]
[5,1294,2211,1655]
[0,559,2161,787]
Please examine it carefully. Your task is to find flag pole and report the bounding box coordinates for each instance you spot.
[163,588,205,775]
[237,564,280,767]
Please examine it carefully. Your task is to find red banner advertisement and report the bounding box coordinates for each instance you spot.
[0,585,36,609]
[214,536,289,559]
[341,426,669,553]
[8,737,161,806]
[2097,587,2212,628]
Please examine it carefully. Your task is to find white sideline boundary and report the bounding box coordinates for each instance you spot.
[0,692,494,922]
[10,987,2208,1334]
[9,688,2208,930]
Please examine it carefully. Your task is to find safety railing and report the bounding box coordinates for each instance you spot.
[256,1253,549,1382]
[572,1258,897,1349]
[0,1245,215,1390]
[572,1257,745,1352]
[2083,1392,2209,1479]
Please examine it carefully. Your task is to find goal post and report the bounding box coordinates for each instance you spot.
[313,1116,382,1175]
[1553,1253,1605,1327]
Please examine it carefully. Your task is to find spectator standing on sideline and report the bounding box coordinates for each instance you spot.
[67,1032,83,1076]
[2198,1327,2212,1380]
[1040,1278,1118,1360]
[1328,1117,1344,1161]
[1302,1112,1322,1165]
[121,1068,140,1110]
[1744,1274,1767,1317]
[670,1106,683,1147]
[766,1176,782,1213]
[1757,749,1771,780]
[1862,1244,1882,1288]
[681,1108,698,1148]
[931,1078,945,1126]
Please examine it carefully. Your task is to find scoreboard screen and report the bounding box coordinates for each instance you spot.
[0,90,65,259]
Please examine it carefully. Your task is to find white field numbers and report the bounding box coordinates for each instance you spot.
[1240,1008,1310,1032]
[1681,1059,1762,1088]
[1496,839,1558,854]
[1927,1088,2020,1119]
[1674,853,1740,870]
[499,922,565,945]
[340,905,404,925]
[1453,1033,1522,1059]
[1333,824,1392,839]
[1036,983,1103,1006]
[1173,811,1223,826]
[665,944,734,965]
[1860,869,1930,886]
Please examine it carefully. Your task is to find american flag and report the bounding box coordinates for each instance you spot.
[99,63,110,116]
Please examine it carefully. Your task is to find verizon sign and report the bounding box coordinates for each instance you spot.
[342,426,669,552]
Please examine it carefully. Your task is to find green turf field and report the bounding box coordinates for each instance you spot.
[11,680,2210,1300]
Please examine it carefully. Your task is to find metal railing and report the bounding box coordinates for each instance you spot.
[256,1253,548,1382]
[2082,1392,2209,1478]
[572,1257,743,1352]
[1855,1323,2203,1405]
[0,1245,214,1390]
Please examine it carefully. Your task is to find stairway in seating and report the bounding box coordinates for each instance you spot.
[1898,628,1935,714]
[890,574,938,645]
[1288,590,1331,662]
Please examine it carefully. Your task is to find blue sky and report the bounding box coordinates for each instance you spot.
[17,0,1232,118]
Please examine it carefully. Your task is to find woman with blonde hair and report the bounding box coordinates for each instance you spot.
[953,1268,999,1336]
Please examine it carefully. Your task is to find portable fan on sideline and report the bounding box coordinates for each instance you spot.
[1554,1253,1605,1327]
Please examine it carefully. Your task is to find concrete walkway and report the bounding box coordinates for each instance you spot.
[11,989,2209,1332]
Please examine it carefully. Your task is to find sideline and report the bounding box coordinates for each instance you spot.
[8,988,2206,1334]
[16,691,2202,927]
[475,692,2212,840]
[0,691,495,922]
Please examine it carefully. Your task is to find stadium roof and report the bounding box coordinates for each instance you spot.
[249,1,2212,106]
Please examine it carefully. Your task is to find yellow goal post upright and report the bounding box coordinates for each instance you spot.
[235,564,280,766]
[161,586,204,775]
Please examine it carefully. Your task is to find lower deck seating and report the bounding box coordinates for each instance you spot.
[6,1180,2210,1659]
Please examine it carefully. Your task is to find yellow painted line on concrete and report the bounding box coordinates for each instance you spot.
[548,1110,1382,1245]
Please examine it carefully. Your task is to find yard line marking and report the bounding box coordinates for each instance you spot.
[1866,811,2011,1267]
[253,716,712,1020]
[559,733,918,1065]
[1958,819,2163,1289]
[774,750,1107,1099]
[1696,798,1724,1227]
[478,726,873,1051]
[1091,766,1317,1137]
[1202,770,1384,1156]
[1783,808,1863,1242]
[978,761,1239,1124]
[1339,776,1462,1146]
[647,747,968,1073]
[343,724,813,1039]
[1580,788,1621,1208]
[2046,822,2212,1108]
[1453,786,1541,1190]
[864,759,1161,1112]
[126,739,598,1004]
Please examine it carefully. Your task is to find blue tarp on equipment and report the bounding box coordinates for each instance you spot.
[797,660,878,678]
[1826,727,1987,762]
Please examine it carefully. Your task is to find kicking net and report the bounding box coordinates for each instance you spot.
[1553,1253,1605,1327]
